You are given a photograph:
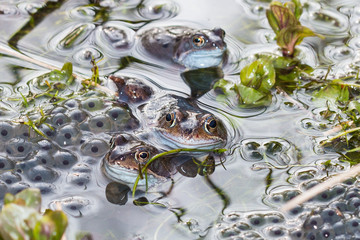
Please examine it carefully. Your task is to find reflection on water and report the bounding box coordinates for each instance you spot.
[0,0,360,239]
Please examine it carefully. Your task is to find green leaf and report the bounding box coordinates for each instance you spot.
[348,100,360,113]
[213,78,236,94]
[61,62,74,84]
[313,82,349,103]
[240,58,276,93]
[235,84,272,107]
[4,188,41,211]
[268,4,298,32]
[0,203,40,240]
[33,210,68,240]
[291,0,303,20]
[277,25,321,57]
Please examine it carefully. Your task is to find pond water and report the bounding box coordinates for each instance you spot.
[0,0,360,239]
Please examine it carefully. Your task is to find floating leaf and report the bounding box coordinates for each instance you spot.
[235,84,272,107]
[313,81,349,103]
[240,58,276,93]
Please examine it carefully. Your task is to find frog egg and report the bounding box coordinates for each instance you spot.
[0,121,15,142]
[5,138,33,159]
[265,226,287,238]
[81,138,109,157]
[51,106,67,114]
[7,182,30,194]
[37,139,57,152]
[71,163,91,173]
[345,218,360,234]
[38,123,56,138]
[67,172,91,187]
[64,99,80,109]
[51,112,71,126]
[54,124,81,146]
[0,156,15,171]
[107,107,139,131]
[53,150,78,169]
[32,182,56,195]
[25,165,59,183]
[15,158,39,173]
[0,171,22,185]
[50,196,91,218]
[34,151,56,167]
[81,98,104,112]
[69,109,88,123]
[12,123,36,139]
[73,47,103,67]
[247,214,266,228]
[320,208,342,225]
[88,115,111,133]
[290,229,304,239]
[264,213,285,225]
[0,181,7,199]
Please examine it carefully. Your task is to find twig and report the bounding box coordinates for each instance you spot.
[320,126,360,146]
[322,121,353,137]
[281,163,360,212]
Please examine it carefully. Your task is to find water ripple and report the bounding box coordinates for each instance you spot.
[94,22,135,57]
[323,44,354,62]
[137,0,179,20]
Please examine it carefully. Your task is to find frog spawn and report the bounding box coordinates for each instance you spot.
[0,96,139,199]
[216,180,360,239]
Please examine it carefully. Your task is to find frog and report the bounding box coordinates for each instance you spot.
[109,75,228,149]
[103,134,216,189]
[139,94,227,149]
[138,26,227,69]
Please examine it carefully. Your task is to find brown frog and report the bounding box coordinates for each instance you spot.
[103,134,216,188]
[138,26,227,69]
[110,75,228,149]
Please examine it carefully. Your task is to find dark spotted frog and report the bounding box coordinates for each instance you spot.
[138,26,227,69]
[103,134,216,188]
[110,76,228,149]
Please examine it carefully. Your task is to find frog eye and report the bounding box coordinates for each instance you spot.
[165,112,176,128]
[204,116,217,134]
[192,35,206,48]
[135,150,150,163]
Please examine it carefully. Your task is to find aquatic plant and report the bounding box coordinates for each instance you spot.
[0,188,68,240]
[214,0,321,108]
[266,0,322,58]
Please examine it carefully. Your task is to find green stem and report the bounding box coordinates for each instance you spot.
[321,126,360,146]
[131,148,226,197]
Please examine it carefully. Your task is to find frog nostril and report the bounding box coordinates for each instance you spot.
[184,128,193,135]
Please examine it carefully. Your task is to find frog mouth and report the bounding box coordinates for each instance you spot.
[176,48,226,69]
[104,162,162,188]
[157,130,225,149]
